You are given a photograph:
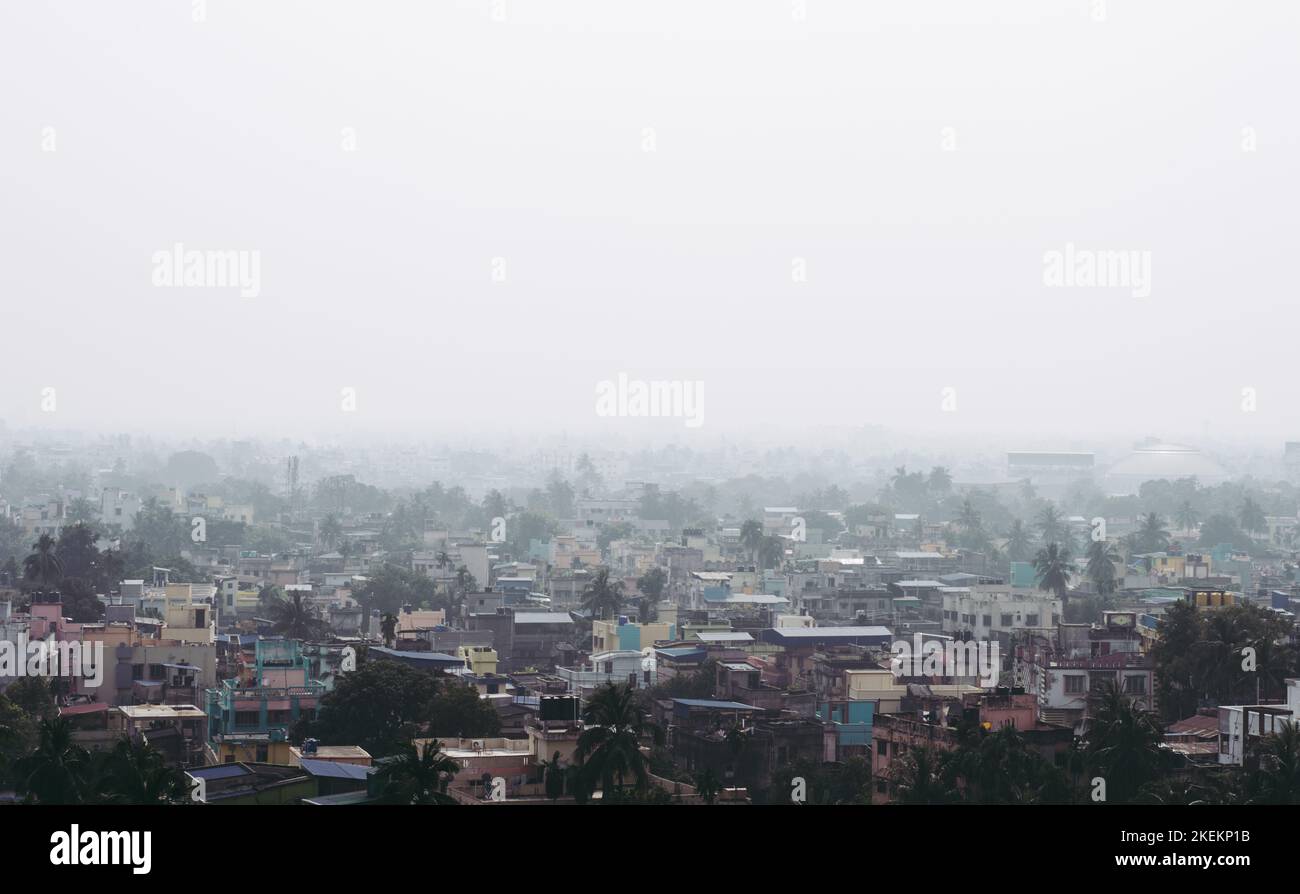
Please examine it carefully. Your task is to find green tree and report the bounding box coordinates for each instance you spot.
[1239,497,1267,536]
[888,746,958,804]
[694,767,722,804]
[581,567,624,620]
[268,590,330,640]
[1250,723,1300,805]
[14,717,90,804]
[98,739,190,805]
[302,661,441,757]
[1084,538,1119,599]
[1084,681,1167,803]
[1131,512,1171,554]
[374,740,460,804]
[427,680,501,738]
[1003,519,1032,563]
[636,567,667,602]
[1033,542,1075,605]
[739,519,763,564]
[576,683,661,798]
[22,534,63,595]
[318,515,344,551]
[1036,505,1065,544]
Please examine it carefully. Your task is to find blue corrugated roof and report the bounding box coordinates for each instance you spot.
[656,647,705,658]
[672,698,757,710]
[299,758,370,780]
[189,764,250,780]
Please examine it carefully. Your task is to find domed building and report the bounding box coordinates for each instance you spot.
[1105,440,1227,494]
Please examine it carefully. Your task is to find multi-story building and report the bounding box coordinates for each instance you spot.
[940,585,1061,647]
[204,639,326,761]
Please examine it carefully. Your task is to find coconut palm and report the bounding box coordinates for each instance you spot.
[375,740,460,804]
[889,746,958,804]
[757,535,786,570]
[539,751,568,800]
[319,515,344,551]
[268,589,330,640]
[739,520,763,564]
[1132,512,1170,554]
[580,568,624,621]
[1004,520,1032,563]
[1084,681,1166,803]
[380,612,398,648]
[927,466,953,494]
[1035,505,1065,545]
[1174,501,1200,533]
[1033,542,1075,605]
[14,717,90,804]
[22,534,63,596]
[99,739,189,805]
[694,767,722,804]
[1250,723,1300,804]
[1084,539,1119,599]
[576,682,661,798]
[1239,497,1267,536]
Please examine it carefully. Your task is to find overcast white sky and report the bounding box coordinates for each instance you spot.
[1,1,1296,447]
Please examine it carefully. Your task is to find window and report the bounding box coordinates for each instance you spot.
[1124,675,1147,695]
[981,614,992,627]
[1064,675,1085,694]
[1000,614,1013,627]
[1025,614,1039,626]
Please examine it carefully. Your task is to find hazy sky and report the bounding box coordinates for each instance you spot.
[2,1,1297,446]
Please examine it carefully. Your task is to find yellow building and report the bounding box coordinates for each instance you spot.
[591,618,676,653]
[458,644,499,675]
[207,735,294,766]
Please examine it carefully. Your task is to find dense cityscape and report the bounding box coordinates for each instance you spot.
[1,433,1298,812]
[6,0,1294,874]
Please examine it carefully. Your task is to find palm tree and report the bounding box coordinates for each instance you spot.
[1035,505,1064,545]
[1084,681,1166,803]
[14,717,90,804]
[1084,539,1119,599]
[319,515,344,551]
[1239,497,1267,536]
[576,682,661,799]
[927,466,953,494]
[1251,723,1300,804]
[580,568,624,621]
[99,739,189,805]
[889,746,957,804]
[375,740,461,804]
[22,534,63,598]
[1175,501,1200,533]
[1133,512,1170,554]
[1004,520,1032,563]
[380,612,398,648]
[268,590,329,640]
[757,535,785,570]
[694,767,722,804]
[739,520,763,564]
[1033,542,1075,609]
[957,499,981,532]
[539,751,568,800]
